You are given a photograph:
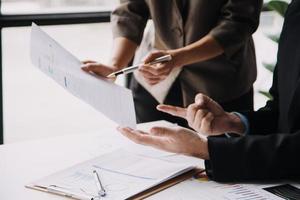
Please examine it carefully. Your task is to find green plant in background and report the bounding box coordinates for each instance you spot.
[267,0,289,16]
[259,0,289,100]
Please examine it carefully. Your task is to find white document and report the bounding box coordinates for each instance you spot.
[26,149,194,200]
[30,23,136,128]
[133,22,182,104]
[148,177,300,200]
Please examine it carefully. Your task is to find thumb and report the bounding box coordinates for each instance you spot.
[81,63,112,77]
[150,126,175,137]
[81,60,97,64]
[143,51,165,64]
[195,94,224,115]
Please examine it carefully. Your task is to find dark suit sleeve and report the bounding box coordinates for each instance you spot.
[204,67,300,182]
[209,0,262,56]
[205,131,300,182]
[242,66,279,135]
[111,0,149,45]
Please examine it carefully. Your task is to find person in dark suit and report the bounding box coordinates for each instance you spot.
[118,0,300,182]
[82,0,262,127]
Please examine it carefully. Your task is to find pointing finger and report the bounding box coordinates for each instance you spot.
[157,104,187,118]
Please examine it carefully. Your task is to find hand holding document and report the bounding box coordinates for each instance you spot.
[30,23,136,128]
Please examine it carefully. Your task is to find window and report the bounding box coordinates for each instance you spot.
[0,0,119,144]
[2,23,128,143]
[1,0,118,14]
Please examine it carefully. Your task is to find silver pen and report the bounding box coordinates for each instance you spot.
[93,170,106,197]
[107,54,172,78]
[33,185,93,200]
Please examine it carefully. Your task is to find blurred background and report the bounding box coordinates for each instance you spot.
[2,0,118,14]
[0,0,289,143]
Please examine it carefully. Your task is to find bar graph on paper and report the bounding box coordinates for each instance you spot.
[148,177,286,200]
[189,181,282,200]
[214,184,272,200]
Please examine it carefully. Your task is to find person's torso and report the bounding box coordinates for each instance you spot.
[145,0,223,48]
[277,0,300,132]
[140,0,257,105]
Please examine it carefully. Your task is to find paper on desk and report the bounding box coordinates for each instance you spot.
[27,148,194,200]
[148,178,288,200]
[30,23,136,128]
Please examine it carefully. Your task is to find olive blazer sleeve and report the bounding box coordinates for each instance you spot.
[209,0,262,56]
[111,0,150,45]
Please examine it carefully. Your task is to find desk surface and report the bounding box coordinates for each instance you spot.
[0,121,204,200]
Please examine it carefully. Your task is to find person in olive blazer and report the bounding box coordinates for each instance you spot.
[118,0,300,182]
[82,0,262,126]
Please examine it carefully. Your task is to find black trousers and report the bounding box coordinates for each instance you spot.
[129,76,253,127]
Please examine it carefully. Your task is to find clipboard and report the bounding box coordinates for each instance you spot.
[26,168,205,200]
[128,168,205,200]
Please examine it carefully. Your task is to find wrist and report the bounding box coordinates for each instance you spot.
[227,112,246,135]
[110,64,123,71]
[193,136,209,160]
[167,49,188,68]
[109,58,126,70]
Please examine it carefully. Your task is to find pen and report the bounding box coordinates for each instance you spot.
[93,170,106,197]
[33,185,93,200]
[48,187,92,200]
[107,54,172,78]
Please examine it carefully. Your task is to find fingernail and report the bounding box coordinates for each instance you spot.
[156,105,162,110]
[196,101,204,107]
[150,127,157,134]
